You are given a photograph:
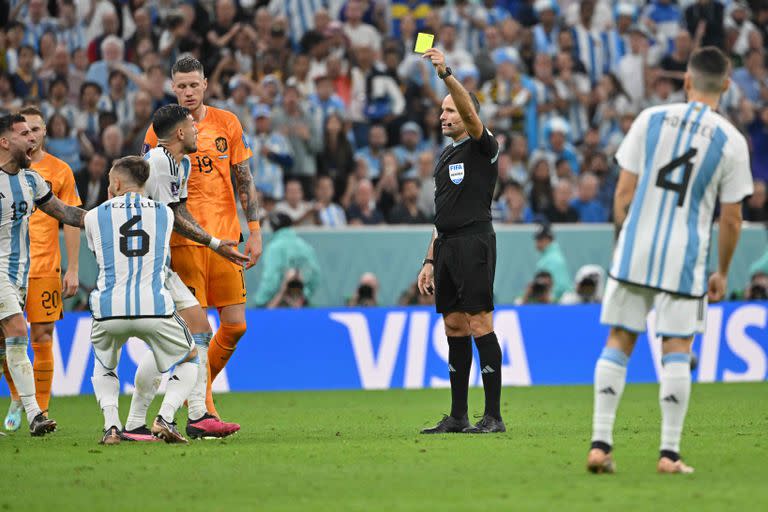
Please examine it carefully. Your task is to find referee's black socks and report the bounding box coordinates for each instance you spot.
[475,332,502,420]
[447,336,472,419]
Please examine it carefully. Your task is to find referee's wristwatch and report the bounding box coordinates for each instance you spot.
[422,258,434,267]
[438,66,452,80]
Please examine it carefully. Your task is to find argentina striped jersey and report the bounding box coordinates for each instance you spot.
[143,146,191,205]
[85,192,175,319]
[0,169,53,288]
[611,102,753,297]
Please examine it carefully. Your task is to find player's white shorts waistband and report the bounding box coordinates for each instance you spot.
[91,313,194,373]
[600,277,707,338]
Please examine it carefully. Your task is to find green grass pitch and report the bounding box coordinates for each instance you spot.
[0,383,766,512]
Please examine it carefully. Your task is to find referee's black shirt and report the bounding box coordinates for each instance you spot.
[433,127,499,234]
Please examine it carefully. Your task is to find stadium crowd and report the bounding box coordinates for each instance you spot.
[1,0,767,306]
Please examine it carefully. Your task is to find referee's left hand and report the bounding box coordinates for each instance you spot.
[423,48,447,77]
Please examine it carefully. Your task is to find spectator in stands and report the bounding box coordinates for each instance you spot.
[343,0,382,53]
[21,0,57,50]
[253,212,321,308]
[744,272,768,301]
[249,103,293,200]
[313,175,346,228]
[100,70,134,129]
[76,153,110,210]
[617,24,655,105]
[545,179,579,223]
[732,49,768,104]
[354,123,388,180]
[388,178,429,224]
[86,36,142,94]
[570,0,604,87]
[495,180,535,224]
[374,152,400,219]
[0,73,23,115]
[744,179,768,222]
[587,152,617,216]
[99,124,124,165]
[684,0,726,49]
[56,0,87,53]
[529,157,554,215]
[555,50,592,145]
[347,178,384,225]
[531,117,581,175]
[275,179,314,226]
[273,84,322,194]
[41,77,76,127]
[347,272,380,307]
[308,74,346,135]
[414,150,436,220]
[45,113,82,172]
[571,172,608,223]
[11,45,43,101]
[532,0,560,57]
[317,112,355,200]
[125,91,153,155]
[593,73,632,146]
[75,81,104,142]
[560,264,606,305]
[533,223,572,301]
[660,30,692,91]
[393,122,427,177]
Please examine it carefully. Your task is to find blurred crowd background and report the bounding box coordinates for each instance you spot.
[1,0,767,307]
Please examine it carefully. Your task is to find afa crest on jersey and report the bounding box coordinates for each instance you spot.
[215,137,228,153]
[449,163,465,184]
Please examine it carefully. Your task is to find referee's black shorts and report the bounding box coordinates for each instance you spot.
[433,224,496,315]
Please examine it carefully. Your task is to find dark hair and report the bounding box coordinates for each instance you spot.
[399,177,420,192]
[80,81,103,97]
[18,44,35,56]
[0,113,26,137]
[46,113,71,137]
[49,76,69,91]
[172,55,205,77]
[688,47,729,93]
[18,106,44,120]
[152,104,191,139]
[112,156,150,186]
[108,69,127,83]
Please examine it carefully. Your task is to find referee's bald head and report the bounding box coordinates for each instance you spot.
[686,46,730,96]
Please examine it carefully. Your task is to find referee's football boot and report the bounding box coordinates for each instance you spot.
[421,414,471,434]
[151,415,188,444]
[462,414,506,434]
[29,412,56,436]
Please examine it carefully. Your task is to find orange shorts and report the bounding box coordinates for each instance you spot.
[25,276,63,323]
[170,245,246,309]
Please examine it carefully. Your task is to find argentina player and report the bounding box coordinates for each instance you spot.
[587,47,753,474]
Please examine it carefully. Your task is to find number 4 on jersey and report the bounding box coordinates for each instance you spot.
[655,147,698,207]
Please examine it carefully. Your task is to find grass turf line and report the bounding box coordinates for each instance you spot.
[0,383,765,512]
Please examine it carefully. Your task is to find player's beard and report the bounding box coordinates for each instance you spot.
[184,141,197,154]
[13,146,32,168]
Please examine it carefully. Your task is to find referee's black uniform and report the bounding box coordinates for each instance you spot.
[421,126,505,434]
[432,128,499,314]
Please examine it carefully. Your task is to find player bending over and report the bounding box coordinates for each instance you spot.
[86,156,201,445]
[0,113,86,436]
[587,47,752,474]
[122,104,248,441]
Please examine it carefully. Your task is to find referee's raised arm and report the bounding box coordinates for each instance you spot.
[423,48,484,139]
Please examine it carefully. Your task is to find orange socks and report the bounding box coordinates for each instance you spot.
[3,341,53,411]
[205,322,246,416]
[31,341,54,412]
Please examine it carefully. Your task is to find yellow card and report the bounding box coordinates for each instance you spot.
[414,32,434,53]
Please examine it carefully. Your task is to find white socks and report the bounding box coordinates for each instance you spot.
[187,333,212,421]
[591,347,628,449]
[659,353,692,457]
[125,350,162,431]
[158,359,198,423]
[5,336,42,423]
[92,357,122,431]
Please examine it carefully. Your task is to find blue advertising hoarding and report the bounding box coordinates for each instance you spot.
[1,302,766,397]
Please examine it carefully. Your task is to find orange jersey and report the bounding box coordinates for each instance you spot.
[143,105,253,247]
[28,153,80,279]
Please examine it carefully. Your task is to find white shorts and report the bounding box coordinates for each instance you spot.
[0,278,27,322]
[166,269,199,312]
[600,277,707,338]
[91,313,194,373]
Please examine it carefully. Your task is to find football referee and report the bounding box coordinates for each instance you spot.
[418,48,504,434]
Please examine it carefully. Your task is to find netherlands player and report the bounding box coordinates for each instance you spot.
[124,105,248,440]
[2,106,81,431]
[143,56,262,418]
[587,47,753,474]
[86,156,199,445]
[0,113,87,436]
